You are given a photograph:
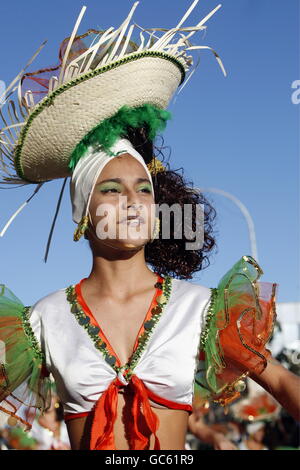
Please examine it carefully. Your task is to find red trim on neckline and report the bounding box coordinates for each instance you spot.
[74,274,164,369]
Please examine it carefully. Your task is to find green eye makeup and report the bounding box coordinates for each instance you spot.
[97,181,122,193]
[96,180,152,194]
[137,183,152,193]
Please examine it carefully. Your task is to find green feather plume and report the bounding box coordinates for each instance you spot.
[68,104,171,172]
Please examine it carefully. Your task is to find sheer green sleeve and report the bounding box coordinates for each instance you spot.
[193,255,277,409]
[0,285,52,430]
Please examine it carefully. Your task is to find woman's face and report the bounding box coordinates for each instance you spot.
[87,153,155,250]
[252,427,265,443]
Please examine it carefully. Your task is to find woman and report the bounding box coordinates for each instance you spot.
[0,2,299,451]
[1,129,299,450]
[30,395,71,450]
[62,132,218,450]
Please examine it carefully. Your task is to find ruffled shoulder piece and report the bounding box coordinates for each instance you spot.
[193,255,278,409]
[0,285,52,429]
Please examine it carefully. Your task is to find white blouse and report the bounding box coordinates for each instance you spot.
[0,254,276,449]
[28,276,212,416]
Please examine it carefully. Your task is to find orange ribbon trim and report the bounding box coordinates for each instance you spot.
[90,374,160,450]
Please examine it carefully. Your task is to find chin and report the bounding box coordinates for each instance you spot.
[92,227,151,250]
[90,238,147,254]
[115,238,149,250]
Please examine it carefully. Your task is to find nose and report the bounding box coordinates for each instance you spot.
[121,188,141,211]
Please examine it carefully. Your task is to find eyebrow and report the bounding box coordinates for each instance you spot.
[97,178,151,185]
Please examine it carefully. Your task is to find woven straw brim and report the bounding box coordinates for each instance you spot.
[15,53,183,183]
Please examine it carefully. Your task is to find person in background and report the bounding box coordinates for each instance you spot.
[0,425,38,450]
[29,396,71,450]
[238,422,268,450]
[187,405,238,450]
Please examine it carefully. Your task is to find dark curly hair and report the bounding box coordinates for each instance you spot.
[123,127,218,279]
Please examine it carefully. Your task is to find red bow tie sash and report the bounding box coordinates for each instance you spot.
[90,373,161,450]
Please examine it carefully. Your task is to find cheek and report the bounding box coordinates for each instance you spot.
[89,195,119,223]
[145,199,156,227]
[138,196,155,215]
[137,201,156,237]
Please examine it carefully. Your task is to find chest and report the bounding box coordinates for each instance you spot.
[41,280,212,413]
[78,283,161,367]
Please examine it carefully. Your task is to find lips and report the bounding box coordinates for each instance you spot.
[119,215,145,225]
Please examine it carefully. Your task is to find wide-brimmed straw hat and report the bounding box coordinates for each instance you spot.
[231,391,281,424]
[0,0,226,186]
[0,1,226,260]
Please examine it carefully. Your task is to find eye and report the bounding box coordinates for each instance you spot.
[101,188,120,193]
[137,184,152,193]
[139,188,151,193]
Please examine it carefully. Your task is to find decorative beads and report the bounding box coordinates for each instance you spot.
[65,275,172,381]
[233,379,246,393]
[66,285,116,365]
[199,288,218,349]
[126,275,172,379]
[73,215,89,241]
[21,306,45,362]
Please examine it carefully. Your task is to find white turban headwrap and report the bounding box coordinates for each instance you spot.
[70,138,154,225]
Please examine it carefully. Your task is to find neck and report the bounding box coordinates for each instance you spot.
[85,230,157,297]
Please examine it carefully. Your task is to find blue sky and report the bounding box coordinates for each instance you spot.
[0,0,299,305]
